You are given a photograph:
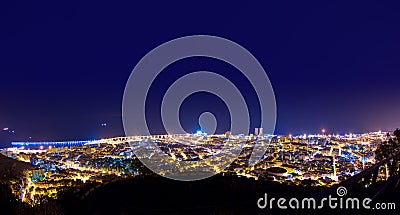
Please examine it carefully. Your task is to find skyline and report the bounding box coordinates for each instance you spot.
[1,126,396,146]
[2,129,396,208]
[1,1,400,147]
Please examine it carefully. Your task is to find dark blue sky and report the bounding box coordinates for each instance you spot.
[1,1,400,146]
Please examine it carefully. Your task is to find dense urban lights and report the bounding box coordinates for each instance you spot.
[0,131,388,204]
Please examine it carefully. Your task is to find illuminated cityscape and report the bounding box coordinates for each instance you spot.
[1,130,394,205]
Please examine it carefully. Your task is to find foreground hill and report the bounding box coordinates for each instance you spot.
[59,175,324,215]
[0,154,34,179]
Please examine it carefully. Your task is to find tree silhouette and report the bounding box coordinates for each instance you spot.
[394,128,400,139]
[376,129,400,161]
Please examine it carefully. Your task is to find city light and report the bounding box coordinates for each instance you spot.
[0,131,393,206]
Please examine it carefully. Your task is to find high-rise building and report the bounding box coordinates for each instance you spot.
[225,131,231,139]
[259,128,263,136]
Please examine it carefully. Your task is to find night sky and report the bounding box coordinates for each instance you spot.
[1,1,400,146]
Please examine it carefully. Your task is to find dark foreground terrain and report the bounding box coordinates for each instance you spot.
[1,172,399,215]
[68,175,324,215]
[64,175,400,215]
[0,154,33,177]
[1,153,399,215]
